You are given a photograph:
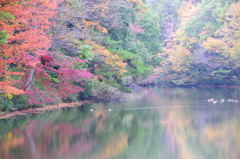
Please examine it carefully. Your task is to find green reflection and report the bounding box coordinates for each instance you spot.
[0,88,240,159]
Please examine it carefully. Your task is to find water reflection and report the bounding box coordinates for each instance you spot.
[0,87,240,159]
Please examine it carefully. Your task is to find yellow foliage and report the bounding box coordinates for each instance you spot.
[82,20,108,34]
[85,40,127,74]
[4,132,14,140]
[0,84,25,100]
[229,40,240,59]
[160,1,202,73]
[161,2,199,73]
[202,37,227,53]
[4,86,25,95]
[1,132,25,149]
[178,2,201,28]
[203,2,240,61]
[165,46,192,72]
[203,126,225,140]
[103,133,128,159]
[6,93,13,99]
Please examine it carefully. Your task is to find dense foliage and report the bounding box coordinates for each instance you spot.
[151,0,240,86]
[0,0,239,111]
[0,0,161,111]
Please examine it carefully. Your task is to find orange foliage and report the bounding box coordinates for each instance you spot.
[202,37,226,53]
[0,0,62,98]
[103,133,128,159]
[128,0,146,13]
[85,40,127,74]
[82,20,108,34]
[0,132,24,159]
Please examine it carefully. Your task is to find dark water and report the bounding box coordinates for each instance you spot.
[1,87,240,159]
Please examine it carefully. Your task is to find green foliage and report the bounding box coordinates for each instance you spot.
[137,10,161,54]
[211,69,231,76]
[0,97,14,112]
[0,11,14,44]
[77,44,95,61]
[0,11,15,21]
[0,93,28,112]
[155,0,240,86]
[2,0,240,112]
[0,30,8,44]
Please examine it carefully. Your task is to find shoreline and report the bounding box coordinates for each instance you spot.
[0,101,90,120]
[1,84,240,120]
[138,82,240,89]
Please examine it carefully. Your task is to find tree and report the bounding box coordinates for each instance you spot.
[203,2,240,62]
[159,2,200,75]
[0,0,91,105]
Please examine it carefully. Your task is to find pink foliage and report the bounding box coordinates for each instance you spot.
[130,24,145,34]
[25,53,93,105]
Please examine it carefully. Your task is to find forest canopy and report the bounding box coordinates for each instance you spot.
[0,0,239,111]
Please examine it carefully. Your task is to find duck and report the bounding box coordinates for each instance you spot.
[207,98,214,102]
[220,98,225,103]
[212,100,218,104]
[228,99,234,102]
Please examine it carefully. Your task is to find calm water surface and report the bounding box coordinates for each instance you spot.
[1,87,240,159]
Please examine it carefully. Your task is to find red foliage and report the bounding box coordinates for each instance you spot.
[0,0,92,104]
[40,55,54,65]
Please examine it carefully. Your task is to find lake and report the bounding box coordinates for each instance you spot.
[1,87,240,159]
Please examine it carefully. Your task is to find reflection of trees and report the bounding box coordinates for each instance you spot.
[0,107,108,159]
[0,132,24,159]
[103,133,128,159]
[159,105,240,159]
[201,112,240,159]
[1,87,240,159]
[160,109,197,159]
[0,106,162,159]
[102,109,162,159]
[0,120,93,159]
[92,133,128,159]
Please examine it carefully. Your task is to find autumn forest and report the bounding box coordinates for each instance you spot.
[0,0,240,112]
[1,0,240,159]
